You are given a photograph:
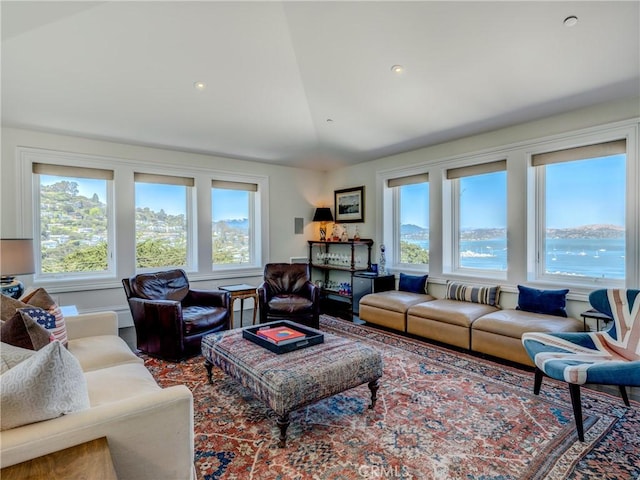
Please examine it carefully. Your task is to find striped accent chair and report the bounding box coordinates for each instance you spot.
[522,289,640,442]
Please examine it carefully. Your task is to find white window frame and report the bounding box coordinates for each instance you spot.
[134,172,197,273]
[529,130,635,289]
[17,147,270,291]
[444,157,508,281]
[379,166,430,275]
[19,148,117,288]
[211,175,265,274]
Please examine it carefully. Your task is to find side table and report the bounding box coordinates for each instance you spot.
[219,284,258,328]
[1,437,117,480]
[580,308,612,332]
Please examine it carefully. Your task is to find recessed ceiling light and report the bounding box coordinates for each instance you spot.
[563,16,578,27]
[193,81,206,91]
[391,65,404,74]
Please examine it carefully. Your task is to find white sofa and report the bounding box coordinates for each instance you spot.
[0,311,195,480]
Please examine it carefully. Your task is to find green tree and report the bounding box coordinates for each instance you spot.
[400,241,429,264]
[45,180,79,196]
[57,242,108,272]
[212,238,236,264]
[136,239,186,268]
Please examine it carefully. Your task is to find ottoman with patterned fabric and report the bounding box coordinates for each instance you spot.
[201,325,383,447]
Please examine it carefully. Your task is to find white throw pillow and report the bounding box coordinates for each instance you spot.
[0,342,35,374]
[0,340,90,430]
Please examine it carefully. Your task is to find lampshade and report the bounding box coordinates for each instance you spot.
[312,208,334,223]
[0,238,35,277]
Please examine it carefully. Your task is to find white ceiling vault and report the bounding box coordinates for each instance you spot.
[2,1,639,171]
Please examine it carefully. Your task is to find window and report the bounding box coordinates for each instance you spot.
[33,163,113,277]
[447,160,507,275]
[134,173,194,270]
[533,140,626,285]
[388,173,429,267]
[212,180,258,266]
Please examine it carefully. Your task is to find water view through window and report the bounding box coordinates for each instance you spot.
[400,154,626,280]
[541,154,625,280]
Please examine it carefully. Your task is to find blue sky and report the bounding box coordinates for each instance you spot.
[42,176,247,220]
[44,154,625,227]
[400,155,625,229]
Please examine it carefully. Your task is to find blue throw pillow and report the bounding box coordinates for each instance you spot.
[398,273,428,294]
[516,285,569,317]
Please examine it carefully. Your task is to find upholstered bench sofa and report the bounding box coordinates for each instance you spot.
[360,279,583,367]
[1,310,195,480]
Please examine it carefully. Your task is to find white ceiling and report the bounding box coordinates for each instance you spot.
[2,1,639,171]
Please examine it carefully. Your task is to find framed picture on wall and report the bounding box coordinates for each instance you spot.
[334,186,365,223]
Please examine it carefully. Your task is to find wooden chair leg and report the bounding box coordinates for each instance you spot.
[568,383,584,442]
[533,367,543,395]
[619,385,630,407]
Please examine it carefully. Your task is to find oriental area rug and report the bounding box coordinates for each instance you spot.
[143,315,640,480]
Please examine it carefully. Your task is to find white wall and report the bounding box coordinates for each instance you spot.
[1,127,326,325]
[2,96,638,327]
[325,96,640,320]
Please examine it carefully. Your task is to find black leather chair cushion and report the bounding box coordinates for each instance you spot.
[122,268,231,361]
[268,294,314,314]
[265,263,310,295]
[182,306,228,335]
[132,270,190,301]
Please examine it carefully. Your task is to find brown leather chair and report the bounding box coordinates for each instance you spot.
[257,263,320,329]
[122,269,231,361]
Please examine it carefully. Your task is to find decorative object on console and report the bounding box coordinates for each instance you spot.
[312,207,333,241]
[378,244,386,275]
[0,239,35,299]
[331,223,340,241]
[334,186,365,223]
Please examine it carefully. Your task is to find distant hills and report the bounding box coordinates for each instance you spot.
[214,218,249,230]
[401,223,624,240]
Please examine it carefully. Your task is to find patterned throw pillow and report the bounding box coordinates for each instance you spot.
[445,281,500,307]
[0,341,90,431]
[0,309,53,350]
[20,288,68,346]
[0,342,36,374]
[0,294,28,322]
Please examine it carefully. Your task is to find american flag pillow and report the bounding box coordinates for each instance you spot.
[20,288,69,346]
[18,307,66,346]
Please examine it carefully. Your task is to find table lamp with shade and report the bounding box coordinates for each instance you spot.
[0,238,35,299]
[312,208,334,241]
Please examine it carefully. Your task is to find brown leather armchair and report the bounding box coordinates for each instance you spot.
[122,269,231,361]
[257,263,320,329]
